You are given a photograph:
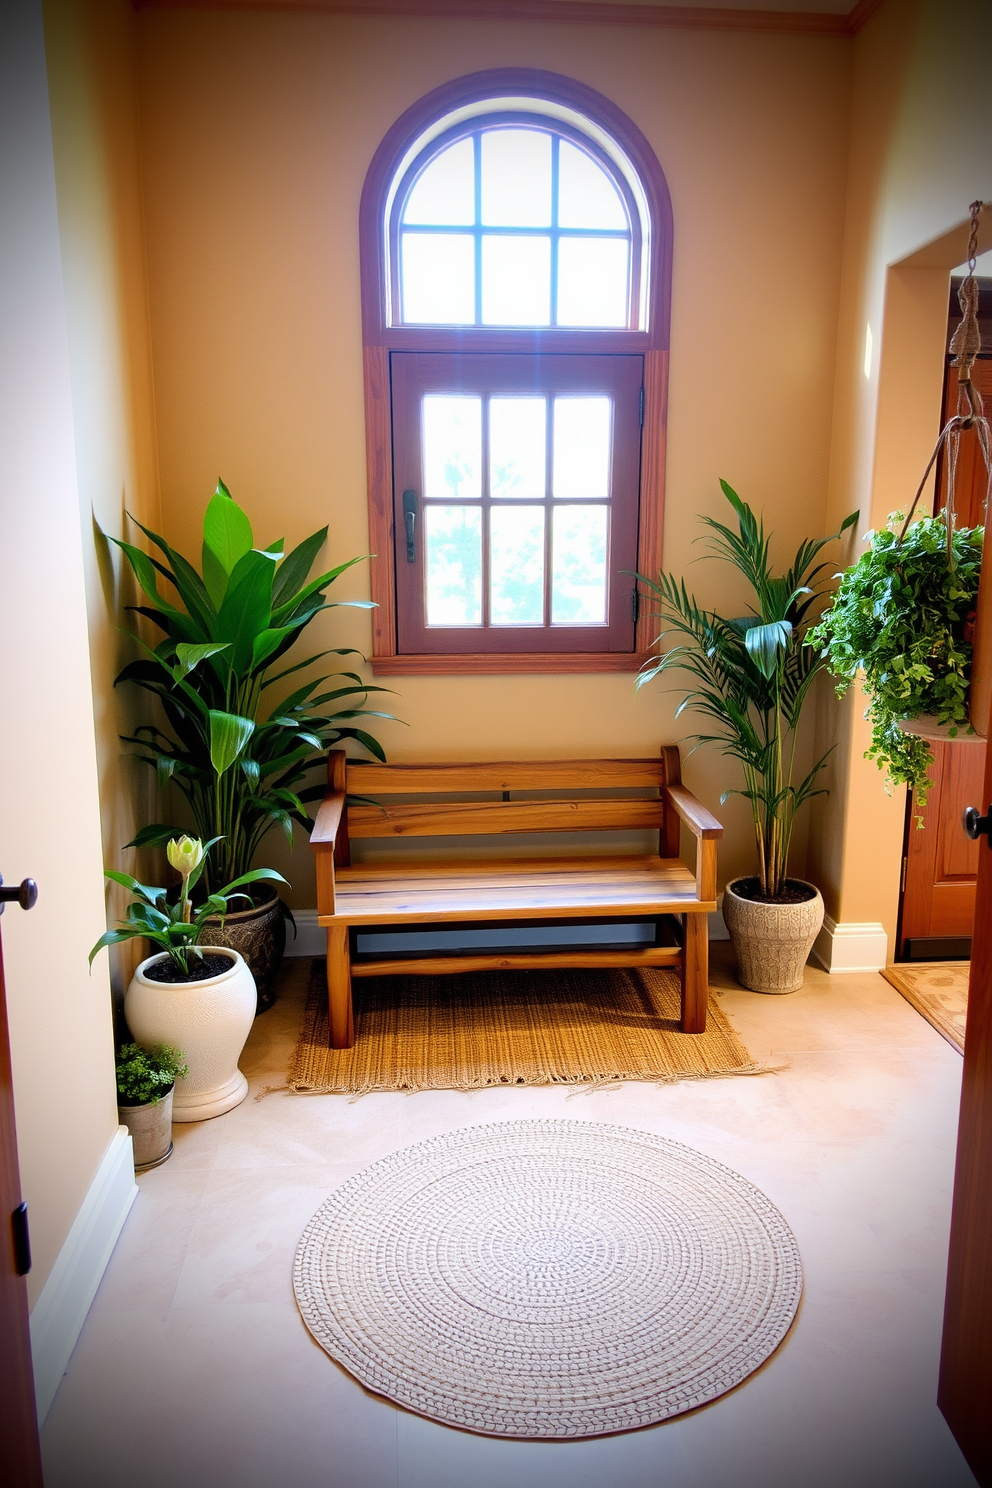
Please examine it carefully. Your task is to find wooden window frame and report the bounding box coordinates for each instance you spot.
[359,68,673,676]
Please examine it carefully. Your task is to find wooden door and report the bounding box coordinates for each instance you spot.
[938,691,992,1483]
[0,910,44,1484]
[897,354,992,960]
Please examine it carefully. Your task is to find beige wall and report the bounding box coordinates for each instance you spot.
[808,0,992,952]
[134,6,852,906]
[44,0,163,993]
[0,0,120,1305]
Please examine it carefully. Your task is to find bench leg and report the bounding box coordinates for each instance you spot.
[326,924,355,1049]
[681,913,708,1034]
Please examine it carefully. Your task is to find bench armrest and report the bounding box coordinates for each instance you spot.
[310,790,346,914]
[311,790,346,847]
[663,784,722,904]
[664,785,723,840]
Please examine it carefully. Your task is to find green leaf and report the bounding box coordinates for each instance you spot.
[215,550,278,673]
[271,527,328,609]
[202,486,254,600]
[174,642,230,678]
[209,710,255,776]
[250,625,298,673]
[744,620,792,680]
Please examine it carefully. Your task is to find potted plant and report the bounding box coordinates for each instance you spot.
[637,481,855,993]
[115,1041,187,1172]
[808,513,984,816]
[91,836,285,1120]
[111,481,395,1010]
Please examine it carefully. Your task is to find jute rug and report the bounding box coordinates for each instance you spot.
[289,961,765,1095]
[294,1119,804,1437]
[881,962,968,1052]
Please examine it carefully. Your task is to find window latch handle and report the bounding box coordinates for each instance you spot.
[403,490,418,563]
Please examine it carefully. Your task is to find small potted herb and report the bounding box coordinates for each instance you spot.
[116,1042,187,1172]
[808,514,984,814]
[91,837,286,1122]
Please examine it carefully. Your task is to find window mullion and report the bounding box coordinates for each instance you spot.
[550,134,560,330]
[481,393,491,628]
[473,132,482,327]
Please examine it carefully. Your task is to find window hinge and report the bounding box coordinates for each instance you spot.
[631,586,640,625]
[639,386,644,427]
[900,856,908,894]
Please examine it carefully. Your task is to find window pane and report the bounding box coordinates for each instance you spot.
[481,129,551,227]
[552,506,608,624]
[423,396,481,500]
[553,397,611,498]
[490,397,546,500]
[403,138,475,226]
[481,236,551,325]
[557,140,628,230]
[425,506,482,625]
[491,506,545,625]
[557,238,630,327]
[402,233,475,324]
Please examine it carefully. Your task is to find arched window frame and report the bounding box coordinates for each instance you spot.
[359,69,673,674]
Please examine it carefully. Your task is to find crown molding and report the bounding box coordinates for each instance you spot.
[132,0,885,42]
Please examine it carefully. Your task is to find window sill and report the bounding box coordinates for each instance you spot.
[370,652,648,676]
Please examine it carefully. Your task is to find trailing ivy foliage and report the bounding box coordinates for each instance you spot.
[807,515,983,812]
[115,1042,188,1106]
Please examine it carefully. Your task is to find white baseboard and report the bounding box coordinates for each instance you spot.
[287,904,731,957]
[285,908,325,956]
[30,1125,137,1424]
[812,915,888,973]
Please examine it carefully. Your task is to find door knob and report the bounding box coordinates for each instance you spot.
[0,875,38,912]
[963,806,991,841]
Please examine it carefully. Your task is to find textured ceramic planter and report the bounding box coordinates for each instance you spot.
[198,888,288,1014]
[722,879,825,994]
[118,1087,174,1173]
[124,950,256,1122]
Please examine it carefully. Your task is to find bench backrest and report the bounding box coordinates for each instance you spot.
[330,749,682,848]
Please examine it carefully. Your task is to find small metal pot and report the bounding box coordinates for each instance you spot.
[198,887,289,1013]
[118,1086,174,1173]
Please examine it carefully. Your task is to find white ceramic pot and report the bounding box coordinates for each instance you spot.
[722,878,825,994]
[124,950,256,1122]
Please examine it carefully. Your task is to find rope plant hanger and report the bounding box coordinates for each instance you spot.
[898,200,991,557]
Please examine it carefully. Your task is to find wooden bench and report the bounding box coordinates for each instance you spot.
[310,747,723,1049]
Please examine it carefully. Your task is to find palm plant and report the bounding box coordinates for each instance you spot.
[113,482,394,890]
[637,481,855,900]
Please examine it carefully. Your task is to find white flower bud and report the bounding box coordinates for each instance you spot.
[167,836,203,880]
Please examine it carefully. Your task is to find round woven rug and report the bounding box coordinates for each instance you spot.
[293,1119,803,1438]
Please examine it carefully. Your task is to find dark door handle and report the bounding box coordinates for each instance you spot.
[963,806,991,841]
[403,490,418,563]
[0,876,38,913]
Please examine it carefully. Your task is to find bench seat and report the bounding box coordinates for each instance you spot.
[320,855,704,925]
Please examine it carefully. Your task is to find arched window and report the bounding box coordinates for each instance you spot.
[359,71,672,673]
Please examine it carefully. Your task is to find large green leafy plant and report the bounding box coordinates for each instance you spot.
[807,513,983,810]
[113,482,393,888]
[637,481,856,900]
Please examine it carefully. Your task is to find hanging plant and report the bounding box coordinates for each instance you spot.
[807,513,983,811]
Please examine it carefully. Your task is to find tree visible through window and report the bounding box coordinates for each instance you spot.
[359,71,672,672]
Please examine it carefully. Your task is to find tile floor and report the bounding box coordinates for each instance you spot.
[41,947,977,1488]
